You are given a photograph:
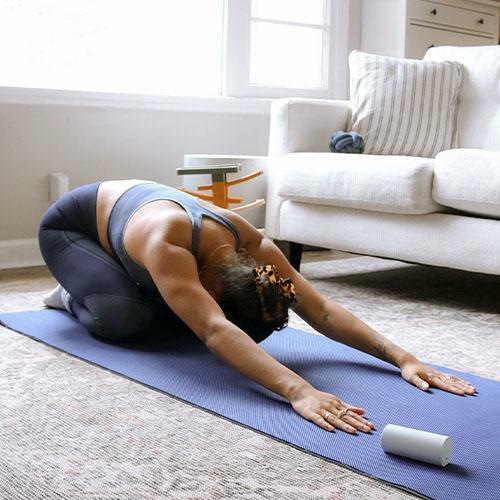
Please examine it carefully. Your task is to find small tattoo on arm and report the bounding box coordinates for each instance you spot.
[323,312,330,323]
[376,336,387,360]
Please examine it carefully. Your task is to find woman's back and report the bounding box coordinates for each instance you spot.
[95,179,249,289]
[96,179,166,259]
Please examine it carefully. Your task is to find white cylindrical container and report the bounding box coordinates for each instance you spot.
[182,154,268,228]
[381,424,452,467]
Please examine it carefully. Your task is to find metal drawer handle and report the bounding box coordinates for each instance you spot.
[430,8,437,15]
[477,18,484,24]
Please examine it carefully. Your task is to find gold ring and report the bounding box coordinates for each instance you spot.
[337,408,349,419]
[324,411,331,420]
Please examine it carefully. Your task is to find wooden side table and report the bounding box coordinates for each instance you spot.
[182,154,268,228]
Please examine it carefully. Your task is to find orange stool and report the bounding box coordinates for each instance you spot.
[176,164,265,213]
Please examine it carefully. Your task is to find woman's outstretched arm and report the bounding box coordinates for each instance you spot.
[245,233,476,397]
[302,281,476,396]
[144,241,306,396]
[144,238,375,434]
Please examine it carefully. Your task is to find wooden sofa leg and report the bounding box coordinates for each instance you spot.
[273,240,303,272]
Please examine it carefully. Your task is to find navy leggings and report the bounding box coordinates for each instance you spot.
[38,182,183,342]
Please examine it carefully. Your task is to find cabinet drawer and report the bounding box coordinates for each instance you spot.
[408,0,498,35]
[406,22,495,59]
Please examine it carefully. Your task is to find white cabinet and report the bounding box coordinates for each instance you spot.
[362,0,500,59]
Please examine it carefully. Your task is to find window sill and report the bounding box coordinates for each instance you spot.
[0,86,273,115]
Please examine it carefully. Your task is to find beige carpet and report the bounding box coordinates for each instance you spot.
[1,255,499,499]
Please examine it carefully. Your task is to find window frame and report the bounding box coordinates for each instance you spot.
[223,0,350,99]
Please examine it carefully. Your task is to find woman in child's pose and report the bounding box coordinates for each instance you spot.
[39,179,477,435]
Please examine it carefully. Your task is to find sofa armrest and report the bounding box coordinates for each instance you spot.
[268,98,350,156]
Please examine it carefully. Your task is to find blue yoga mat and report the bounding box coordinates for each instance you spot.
[1,309,499,500]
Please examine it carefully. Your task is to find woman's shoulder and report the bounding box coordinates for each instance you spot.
[100,178,156,190]
[223,210,264,249]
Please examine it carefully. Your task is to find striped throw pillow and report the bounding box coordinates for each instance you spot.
[347,50,462,158]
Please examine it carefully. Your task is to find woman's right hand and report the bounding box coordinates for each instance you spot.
[289,386,376,434]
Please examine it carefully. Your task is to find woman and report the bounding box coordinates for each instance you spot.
[39,179,477,435]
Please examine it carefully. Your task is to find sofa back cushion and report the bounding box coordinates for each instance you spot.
[424,45,500,152]
[347,50,462,158]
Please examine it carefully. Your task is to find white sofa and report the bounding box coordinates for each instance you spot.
[265,45,500,275]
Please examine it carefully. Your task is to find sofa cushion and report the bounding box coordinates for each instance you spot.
[433,149,500,219]
[274,153,442,215]
[424,45,500,152]
[347,50,462,158]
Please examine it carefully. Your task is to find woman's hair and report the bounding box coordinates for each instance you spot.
[217,249,294,343]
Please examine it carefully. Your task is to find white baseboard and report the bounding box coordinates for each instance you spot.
[0,239,45,270]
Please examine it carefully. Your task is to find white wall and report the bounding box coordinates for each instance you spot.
[0,102,269,242]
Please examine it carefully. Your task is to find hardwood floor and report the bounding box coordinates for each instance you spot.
[0,266,57,294]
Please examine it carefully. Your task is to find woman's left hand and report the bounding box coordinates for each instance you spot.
[400,358,477,396]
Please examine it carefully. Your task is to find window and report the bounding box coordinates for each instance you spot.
[0,0,346,101]
[250,0,329,89]
[224,0,338,98]
[0,0,224,97]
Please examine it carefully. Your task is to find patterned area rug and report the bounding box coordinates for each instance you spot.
[1,256,499,499]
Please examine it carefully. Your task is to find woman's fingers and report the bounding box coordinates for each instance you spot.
[410,373,430,391]
[322,410,357,434]
[441,374,477,394]
[338,400,366,414]
[418,371,477,396]
[297,392,375,434]
[313,413,335,431]
[336,400,375,431]
[424,373,469,395]
[322,408,374,434]
[442,377,476,394]
[330,415,358,434]
[346,411,376,430]
[343,414,374,433]
[429,376,464,395]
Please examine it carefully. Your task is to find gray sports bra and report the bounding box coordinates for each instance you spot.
[107,182,241,292]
